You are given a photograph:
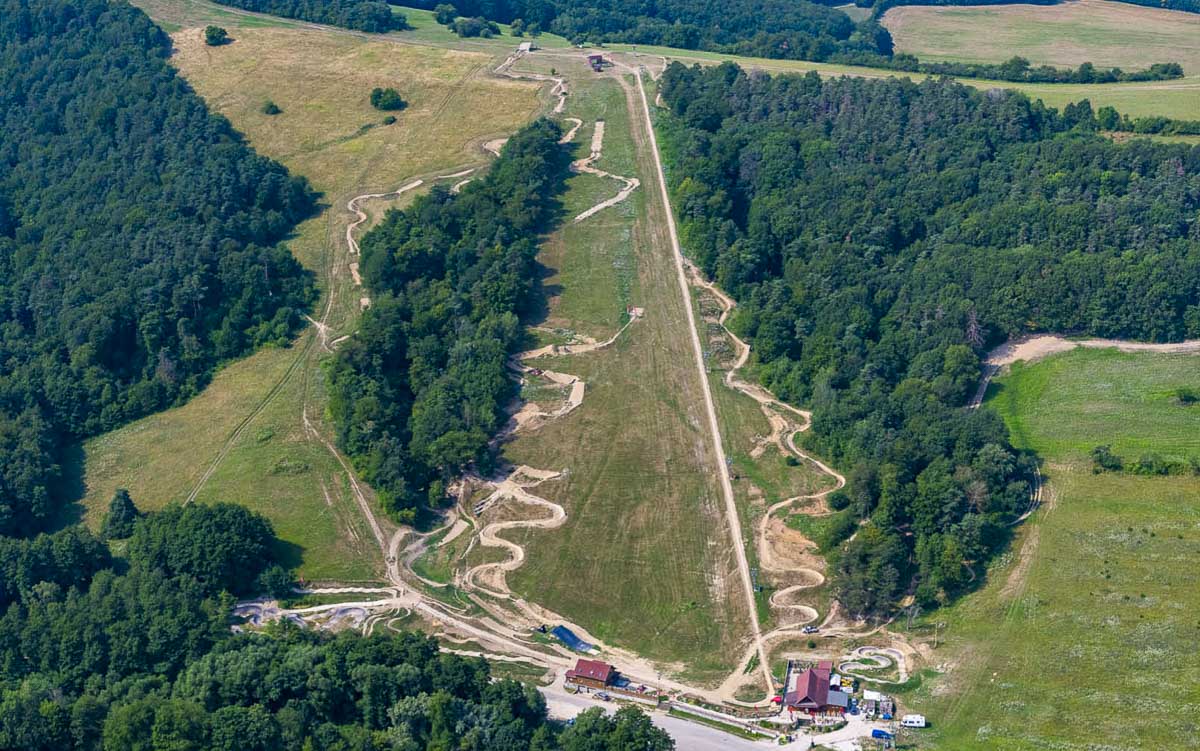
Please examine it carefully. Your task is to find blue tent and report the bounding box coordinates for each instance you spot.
[551,625,596,653]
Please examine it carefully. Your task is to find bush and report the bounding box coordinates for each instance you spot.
[382,115,397,125]
[261,100,281,115]
[1175,386,1200,405]
[1091,445,1124,473]
[433,3,456,25]
[827,490,851,511]
[451,16,499,38]
[204,25,229,46]
[369,87,406,111]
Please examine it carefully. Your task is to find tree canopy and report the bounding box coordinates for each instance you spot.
[660,61,1200,617]
[211,0,409,32]
[0,0,316,536]
[327,118,570,520]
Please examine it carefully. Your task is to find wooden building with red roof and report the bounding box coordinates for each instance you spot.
[566,658,617,690]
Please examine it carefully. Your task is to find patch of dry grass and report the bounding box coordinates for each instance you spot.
[79,25,541,581]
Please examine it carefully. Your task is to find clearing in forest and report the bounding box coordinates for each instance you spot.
[883,0,1200,75]
[905,347,1200,748]
[78,21,540,581]
[493,57,752,684]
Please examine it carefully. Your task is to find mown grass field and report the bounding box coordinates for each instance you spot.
[883,0,1200,75]
[499,59,750,684]
[905,348,1200,749]
[79,15,540,581]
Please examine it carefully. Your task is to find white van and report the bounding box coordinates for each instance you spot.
[901,714,927,728]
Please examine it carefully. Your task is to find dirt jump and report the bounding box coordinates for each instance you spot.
[570,120,641,223]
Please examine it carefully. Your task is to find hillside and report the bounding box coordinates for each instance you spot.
[659,61,1200,617]
[0,0,314,535]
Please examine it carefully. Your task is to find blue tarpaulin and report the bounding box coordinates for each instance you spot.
[551,625,595,653]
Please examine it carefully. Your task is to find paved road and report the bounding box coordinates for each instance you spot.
[542,686,768,751]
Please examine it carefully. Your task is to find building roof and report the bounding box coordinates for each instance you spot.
[863,689,884,702]
[567,659,613,683]
[827,690,850,708]
[783,667,830,709]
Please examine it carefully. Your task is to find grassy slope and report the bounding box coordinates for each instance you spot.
[500,57,749,684]
[906,348,1200,749]
[80,18,540,581]
[883,0,1200,75]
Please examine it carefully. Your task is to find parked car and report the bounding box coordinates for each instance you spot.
[802,625,819,634]
[596,692,611,701]
[871,729,894,740]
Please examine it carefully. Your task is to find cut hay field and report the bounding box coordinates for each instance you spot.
[884,0,1200,75]
[905,348,1200,749]
[497,57,751,685]
[78,16,541,581]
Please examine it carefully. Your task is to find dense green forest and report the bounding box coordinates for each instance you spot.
[0,499,673,750]
[659,62,1200,617]
[0,0,315,536]
[211,0,408,31]
[326,119,569,521]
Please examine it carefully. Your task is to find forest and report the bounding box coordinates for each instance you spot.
[211,0,408,31]
[0,497,673,750]
[659,61,1200,617]
[406,0,1182,80]
[410,0,895,60]
[0,0,315,537]
[326,119,570,520]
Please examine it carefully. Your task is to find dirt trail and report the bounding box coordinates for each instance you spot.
[622,61,774,697]
[459,315,639,596]
[344,179,424,310]
[570,120,641,223]
[687,259,845,634]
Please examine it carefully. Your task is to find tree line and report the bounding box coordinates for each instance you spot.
[0,0,316,537]
[659,61,1200,618]
[0,495,673,750]
[410,0,895,60]
[326,119,570,522]
[399,0,1181,82]
[211,0,409,31]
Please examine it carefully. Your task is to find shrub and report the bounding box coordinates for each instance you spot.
[370,87,406,111]
[261,100,281,115]
[1091,445,1123,473]
[451,16,499,38]
[203,25,229,46]
[1175,386,1200,405]
[433,3,456,25]
[382,115,397,125]
[827,490,851,511]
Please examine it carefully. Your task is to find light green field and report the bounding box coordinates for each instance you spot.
[78,18,541,581]
[884,0,1200,75]
[906,348,1200,749]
